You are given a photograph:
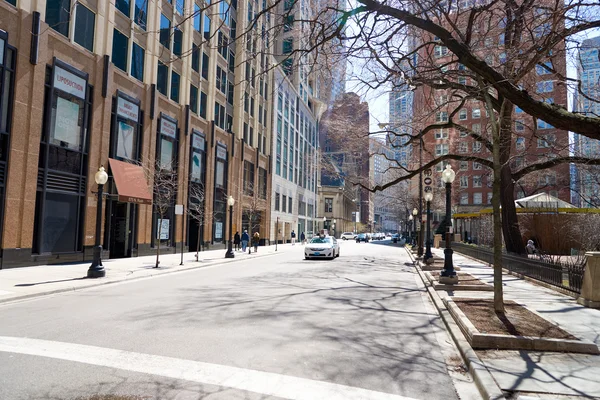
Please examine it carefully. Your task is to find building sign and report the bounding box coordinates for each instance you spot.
[160,117,177,138]
[53,97,81,147]
[192,132,205,150]
[54,65,86,100]
[117,96,140,122]
[216,146,227,160]
[157,219,170,240]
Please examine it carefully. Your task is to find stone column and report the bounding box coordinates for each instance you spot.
[578,252,600,309]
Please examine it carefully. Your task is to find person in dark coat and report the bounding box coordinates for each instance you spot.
[300,232,306,244]
[252,232,260,252]
[241,230,250,252]
[234,231,241,251]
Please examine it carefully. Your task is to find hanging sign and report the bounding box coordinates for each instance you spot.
[117,96,140,122]
[54,65,86,99]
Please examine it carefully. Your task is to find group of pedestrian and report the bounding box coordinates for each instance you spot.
[233,230,260,253]
[290,230,307,244]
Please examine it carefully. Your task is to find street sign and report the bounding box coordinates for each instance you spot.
[175,204,184,215]
[423,169,433,197]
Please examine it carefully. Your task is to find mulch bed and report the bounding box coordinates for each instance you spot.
[454,298,577,339]
[430,271,488,286]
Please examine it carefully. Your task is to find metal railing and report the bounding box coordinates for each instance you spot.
[451,242,585,294]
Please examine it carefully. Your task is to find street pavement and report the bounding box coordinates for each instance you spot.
[0,240,477,400]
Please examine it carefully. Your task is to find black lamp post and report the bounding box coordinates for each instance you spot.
[332,218,336,238]
[412,208,418,246]
[225,195,235,258]
[88,166,108,278]
[424,191,433,261]
[440,165,457,282]
[322,216,326,234]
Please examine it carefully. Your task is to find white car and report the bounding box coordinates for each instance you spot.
[340,232,356,240]
[305,236,340,260]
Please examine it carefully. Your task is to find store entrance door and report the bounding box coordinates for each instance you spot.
[110,202,134,258]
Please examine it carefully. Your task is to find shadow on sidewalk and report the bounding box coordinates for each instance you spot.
[15,277,88,287]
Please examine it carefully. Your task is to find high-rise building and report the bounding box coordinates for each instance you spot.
[411,7,571,212]
[0,0,274,268]
[370,138,399,232]
[319,93,372,229]
[573,36,600,207]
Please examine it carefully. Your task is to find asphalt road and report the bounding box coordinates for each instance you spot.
[0,240,471,400]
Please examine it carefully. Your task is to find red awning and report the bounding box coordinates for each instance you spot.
[108,158,152,205]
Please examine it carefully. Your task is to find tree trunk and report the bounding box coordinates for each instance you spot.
[500,165,527,255]
[196,223,201,261]
[493,157,505,313]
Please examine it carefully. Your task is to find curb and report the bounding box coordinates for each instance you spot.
[0,249,284,305]
[406,248,506,400]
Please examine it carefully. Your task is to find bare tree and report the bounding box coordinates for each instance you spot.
[187,183,206,261]
[241,182,266,254]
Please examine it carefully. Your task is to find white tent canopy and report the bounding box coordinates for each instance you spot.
[515,193,576,209]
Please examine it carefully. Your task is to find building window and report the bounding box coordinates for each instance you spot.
[216,66,227,93]
[435,129,448,139]
[283,38,293,54]
[473,162,482,170]
[515,137,525,150]
[282,195,287,212]
[202,52,209,79]
[116,0,130,17]
[436,112,448,122]
[460,193,469,205]
[288,197,293,213]
[131,42,145,81]
[459,109,467,120]
[325,197,333,213]
[173,27,183,57]
[473,192,483,204]
[472,108,481,119]
[436,143,449,155]
[274,192,280,211]
[258,167,267,199]
[536,62,552,75]
[199,91,207,118]
[159,14,171,49]
[539,173,556,186]
[157,62,168,95]
[460,175,469,188]
[203,14,211,41]
[192,45,200,73]
[170,71,180,102]
[537,134,556,148]
[243,161,255,196]
[473,175,482,187]
[434,45,448,57]
[175,0,184,15]
[74,4,95,52]
[473,141,482,152]
[190,84,198,114]
[112,29,129,72]
[459,142,468,153]
[46,0,71,37]
[193,3,201,31]
[515,120,525,132]
[460,161,468,171]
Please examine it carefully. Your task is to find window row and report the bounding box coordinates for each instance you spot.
[274,193,294,213]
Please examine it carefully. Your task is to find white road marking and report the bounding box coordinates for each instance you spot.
[0,336,416,400]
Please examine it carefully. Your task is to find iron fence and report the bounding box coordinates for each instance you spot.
[451,242,584,294]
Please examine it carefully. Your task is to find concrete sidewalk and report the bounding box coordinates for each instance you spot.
[427,247,600,398]
[0,244,294,304]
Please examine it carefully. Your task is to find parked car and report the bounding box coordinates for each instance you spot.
[356,233,369,243]
[340,232,356,240]
[305,236,340,260]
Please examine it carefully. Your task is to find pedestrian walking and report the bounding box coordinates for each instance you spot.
[241,230,249,252]
[253,232,260,252]
[300,231,306,244]
[234,231,240,251]
[526,239,537,255]
[291,230,296,245]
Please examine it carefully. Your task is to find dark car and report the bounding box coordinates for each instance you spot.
[356,233,369,243]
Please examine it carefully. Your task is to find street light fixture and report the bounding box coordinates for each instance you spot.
[225,195,235,258]
[88,166,108,278]
[412,207,418,246]
[440,165,457,283]
[424,191,433,261]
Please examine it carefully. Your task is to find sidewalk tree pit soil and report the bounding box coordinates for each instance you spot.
[454,299,576,339]
[430,271,488,286]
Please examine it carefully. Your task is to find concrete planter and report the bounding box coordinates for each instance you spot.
[424,271,492,291]
[444,298,599,354]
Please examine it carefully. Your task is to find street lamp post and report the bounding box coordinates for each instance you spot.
[440,165,457,283]
[88,166,108,278]
[412,208,418,247]
[408,214,413,242]
[424,191,433,261]
[225,195,235,258]
[332,219,337,238]
[322,216,326,234]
